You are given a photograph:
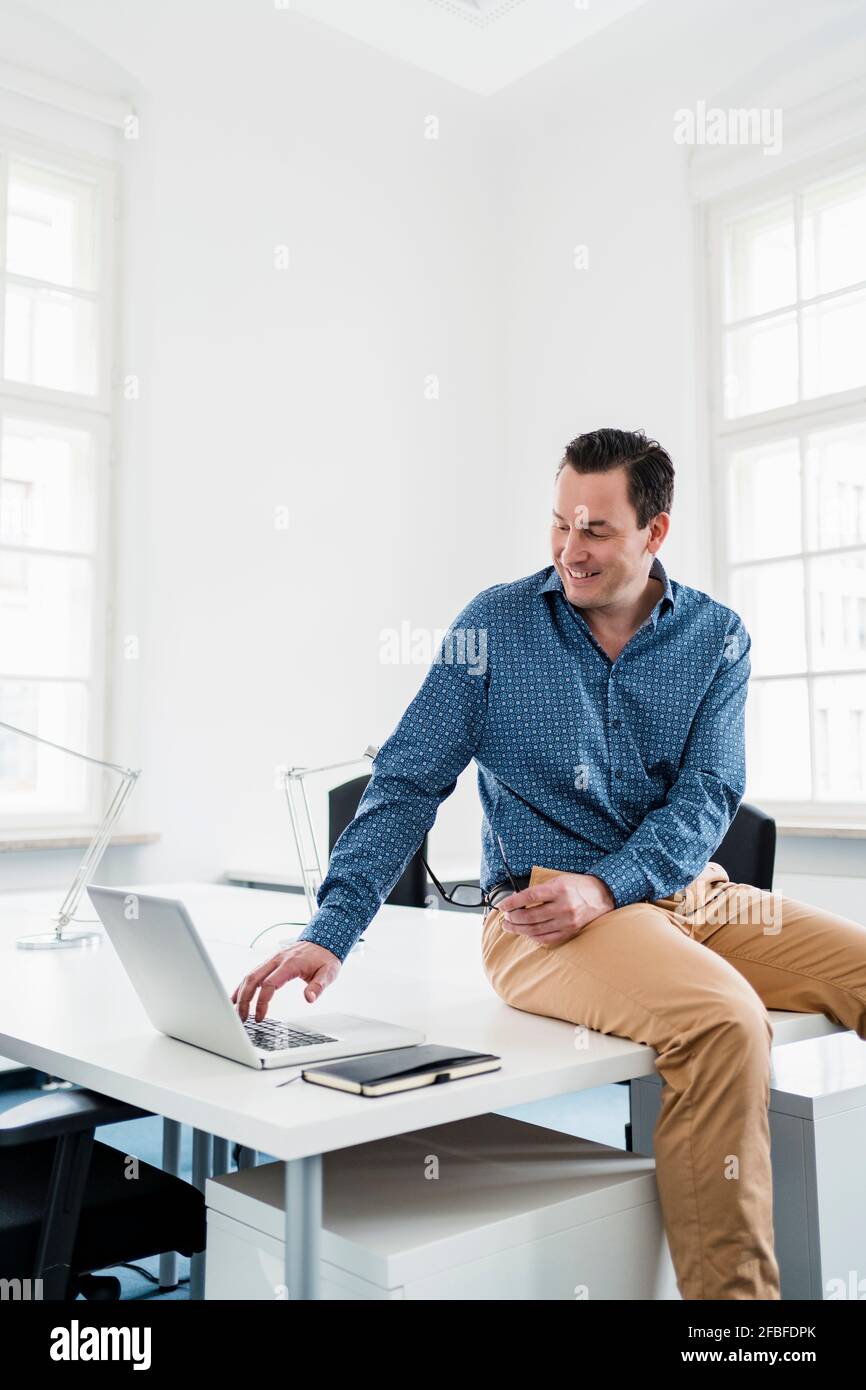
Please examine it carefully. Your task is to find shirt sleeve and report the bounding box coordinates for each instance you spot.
[295,599,490,961]
[584,613,751,907]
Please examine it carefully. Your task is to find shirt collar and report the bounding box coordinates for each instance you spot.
[646,554,675,625]
[538,555,675,627]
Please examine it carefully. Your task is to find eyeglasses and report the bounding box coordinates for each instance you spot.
[420,833,520,911]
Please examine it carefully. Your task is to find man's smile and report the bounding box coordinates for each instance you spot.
[564,565,601,583]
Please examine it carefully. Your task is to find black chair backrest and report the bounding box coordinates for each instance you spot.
[711,802,776,891]
[328,775,428,909]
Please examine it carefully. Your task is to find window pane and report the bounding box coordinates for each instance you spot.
[3,282,99,395]
[6,160,98,291]
[802,288,866,399]
[745,679,811,800]
[727,438,800,562]
[0,417,97,553]
[813,674,866,802]
[731,560,807,675]
[809,552,866,672]
[805,420,866,550]
[723,199,796,321]
[0,680,90,817]
[723,312,797,418]
[0,553,93,677]
[801,167,866,300]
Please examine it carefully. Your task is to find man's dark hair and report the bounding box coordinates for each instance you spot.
[556,428,675,530]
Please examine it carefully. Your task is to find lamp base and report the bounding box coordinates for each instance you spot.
[16,929,102,950]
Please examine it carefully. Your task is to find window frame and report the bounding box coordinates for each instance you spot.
[0,125,119,831]
[703,140,866,825]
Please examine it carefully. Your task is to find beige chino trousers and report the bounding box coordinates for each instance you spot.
[481,861,866,1300]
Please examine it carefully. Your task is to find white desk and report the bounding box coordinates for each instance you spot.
[0,882,846,1299]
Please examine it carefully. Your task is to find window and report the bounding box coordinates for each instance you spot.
[0,133,116,828]
[707,151,866,819]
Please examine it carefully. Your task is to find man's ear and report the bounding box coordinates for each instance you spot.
[647,511,671,552]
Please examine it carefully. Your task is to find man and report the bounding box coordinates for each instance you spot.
[234,427,866,1301]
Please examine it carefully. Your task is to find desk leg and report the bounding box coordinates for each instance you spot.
[284,1155,322,1300]
[190,1129,212,1300]
[158,1119,181,1290]
[211,1136,229,1176]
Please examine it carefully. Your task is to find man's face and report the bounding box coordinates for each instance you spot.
[551,465,662,611]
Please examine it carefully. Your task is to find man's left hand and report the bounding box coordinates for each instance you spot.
[495,872,615,946]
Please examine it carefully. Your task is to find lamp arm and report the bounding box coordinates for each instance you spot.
[2,720,141,948]
[0,720,136,779]
[281,747,378,923]
[285,745,378,780]
[55,770,140,929]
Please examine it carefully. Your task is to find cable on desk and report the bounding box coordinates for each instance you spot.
[248,921,306,949]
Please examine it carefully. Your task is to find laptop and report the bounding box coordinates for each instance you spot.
[87,885,425,1070]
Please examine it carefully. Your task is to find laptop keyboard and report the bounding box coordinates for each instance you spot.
[243,1017,339,1051]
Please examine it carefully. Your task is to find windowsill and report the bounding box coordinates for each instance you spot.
[0,829,161,853]
[776,820,866,839]
[4,823,864,854]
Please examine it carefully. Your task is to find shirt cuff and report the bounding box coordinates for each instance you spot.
[584,849,652,909]
[296,910,363,963]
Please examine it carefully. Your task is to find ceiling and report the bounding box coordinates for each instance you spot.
[289,0,650,95]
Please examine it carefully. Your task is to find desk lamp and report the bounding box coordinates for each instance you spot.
[281,744,378,925]
[0,719,140,950]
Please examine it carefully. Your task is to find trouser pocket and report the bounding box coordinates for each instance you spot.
[657,860,732,936]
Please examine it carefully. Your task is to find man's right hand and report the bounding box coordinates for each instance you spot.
[232,942,342,1023]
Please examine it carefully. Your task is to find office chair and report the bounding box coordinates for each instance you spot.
[329,774,428,908]
[623,802,777,1150]
[0,1087,206,1300]
[710,801,776,891]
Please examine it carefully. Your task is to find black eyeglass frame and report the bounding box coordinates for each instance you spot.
[420,833,521,911]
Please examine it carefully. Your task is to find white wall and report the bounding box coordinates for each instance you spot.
[2,0,866,902]
[491,0,866,584]
[2,0,508,890]
[128,13,512,883]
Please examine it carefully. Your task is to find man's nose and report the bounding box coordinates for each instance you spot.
[563,529,591,561]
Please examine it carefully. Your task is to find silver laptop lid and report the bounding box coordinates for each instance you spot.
[87,885,260,1067]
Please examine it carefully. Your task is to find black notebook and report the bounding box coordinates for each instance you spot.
[301,1044,501,1097]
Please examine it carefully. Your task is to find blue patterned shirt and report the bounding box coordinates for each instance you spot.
[298,556,751,962]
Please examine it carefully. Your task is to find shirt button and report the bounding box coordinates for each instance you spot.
[615,769,623,779]
[611,718,621,729]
